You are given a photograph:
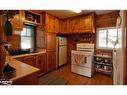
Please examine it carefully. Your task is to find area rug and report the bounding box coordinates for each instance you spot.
[39,73,68,85]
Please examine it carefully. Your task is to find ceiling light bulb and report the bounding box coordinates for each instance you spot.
[72,9,82,13]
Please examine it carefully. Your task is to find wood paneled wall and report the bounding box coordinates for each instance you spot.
[0,15,7,44]
[67,33,95,64]
[7,34,20,49]
[95,11,119,56]
[0,15,20,49]
[95,11,119,28]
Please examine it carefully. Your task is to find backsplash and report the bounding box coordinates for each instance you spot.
[95,49,113,57]
[67,33,96,44]
[67,33,96,64]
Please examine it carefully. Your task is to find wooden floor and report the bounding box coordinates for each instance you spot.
[41,64,113,85]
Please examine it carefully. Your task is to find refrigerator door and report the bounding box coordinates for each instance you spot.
[59,45,67,67]
[56,37,59,68]
[56,37,67,68]
[59,37,67,46]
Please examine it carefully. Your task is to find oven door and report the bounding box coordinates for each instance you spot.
[71,50,93,68]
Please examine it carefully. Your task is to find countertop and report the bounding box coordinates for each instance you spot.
[5,49,46,82]
[9,57,39,82]
[11,49,46,58]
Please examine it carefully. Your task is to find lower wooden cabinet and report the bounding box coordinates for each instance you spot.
[15,57,23,62]
[35,53,47,76]
[47,51,56,72]
[14,52,56,76]
[22,55,35,67]
[14,53,47,76]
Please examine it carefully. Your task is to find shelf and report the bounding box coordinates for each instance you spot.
[94,61,112,66]
[24,11,42,25]
[95,68,112,75]
[24,20,41,26]
[94,55,113,77]
[94,55,112,59]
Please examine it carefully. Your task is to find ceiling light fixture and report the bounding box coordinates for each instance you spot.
[72,9,82,13]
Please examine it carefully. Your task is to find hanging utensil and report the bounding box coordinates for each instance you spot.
[4,11,13,36]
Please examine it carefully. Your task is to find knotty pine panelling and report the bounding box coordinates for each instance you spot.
[7,34,20,49]
[95,11,119,28]
[0,15,7,43]
[95,11,119,57]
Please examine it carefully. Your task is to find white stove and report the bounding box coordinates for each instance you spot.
[71,43,94,77]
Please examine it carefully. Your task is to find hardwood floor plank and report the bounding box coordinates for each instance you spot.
[39,64,113,85]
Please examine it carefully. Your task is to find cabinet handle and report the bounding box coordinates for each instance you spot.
[84,57,87,63]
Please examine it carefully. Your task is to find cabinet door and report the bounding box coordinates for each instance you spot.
[23,55,35,66]
[36,26,45,48]
[79,14,94,33]
[69,18,80,33]
[46,14,55,33]
[59,20,67,34]
[62,20,67,33]
[46,32,56,51]
[35,53,47,75]
[66,19,71,33]
[54,18,60,33]
[15,57,23,62]
[40,53,47,74]
[11,10,23,31]
[47,51,56,72]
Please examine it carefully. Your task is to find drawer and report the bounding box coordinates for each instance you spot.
[71,64,94,77]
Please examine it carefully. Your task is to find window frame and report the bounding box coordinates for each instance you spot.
[20,24,35,49]
[96,27,120,50]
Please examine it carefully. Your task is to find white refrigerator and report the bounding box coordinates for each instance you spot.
[56,36,67,68]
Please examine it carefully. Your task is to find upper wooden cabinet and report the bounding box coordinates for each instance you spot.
[42,13,60,33]
[68,18,80,33]
[36,25,45,49]
[11,10,42,31]
[23,10,42,25]
[11,10,24,31]
[59,13,95,34]
[79,13,95,33]
[54,18,60,33]
[59,20,67,34]
[46,32,56,51]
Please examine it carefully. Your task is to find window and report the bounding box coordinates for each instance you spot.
[20,25,35,49]
[97,27,122,49]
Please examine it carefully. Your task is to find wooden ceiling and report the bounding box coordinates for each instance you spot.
[0,10,119,19]
[46,10,118,19]
[33,10,118,19]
